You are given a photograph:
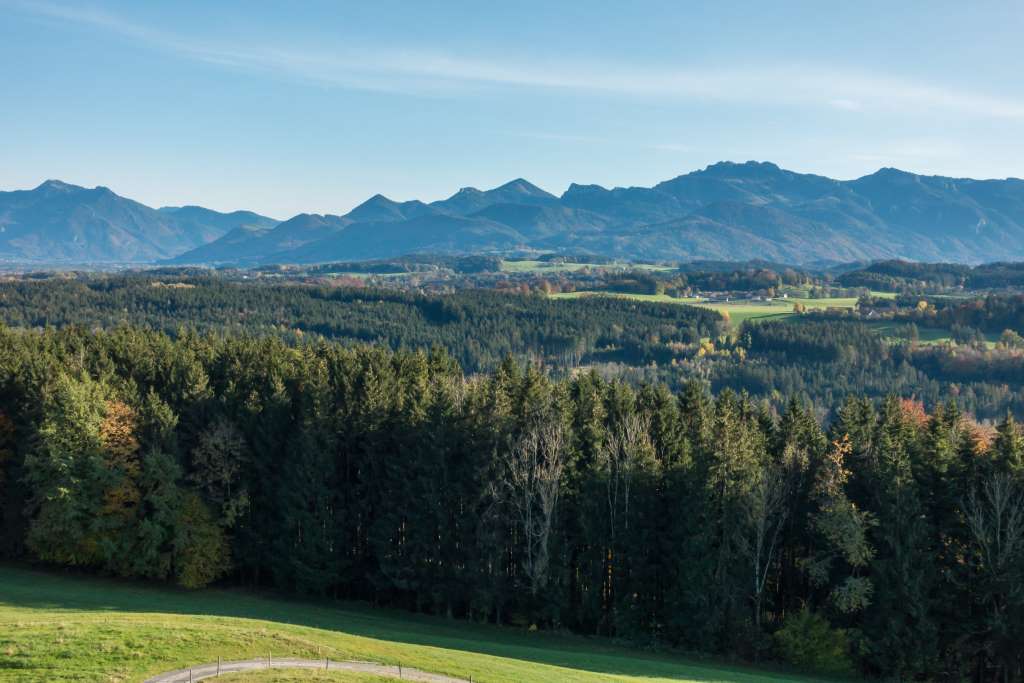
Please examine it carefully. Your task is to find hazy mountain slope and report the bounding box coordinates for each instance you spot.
[165,223,276,264]
[470,203,615,239]
[0,181,274,262]
[270,214,525,262]
[559,183,684,226]
[431,179,558,215]
[344,194,438,223]
[655,161,847,207]
[169,213,348,264]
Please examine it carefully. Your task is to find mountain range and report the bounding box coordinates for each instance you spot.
[5,162,1024,265]
[0,180,277,262]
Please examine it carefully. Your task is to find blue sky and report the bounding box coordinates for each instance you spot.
[2,1,1023,218]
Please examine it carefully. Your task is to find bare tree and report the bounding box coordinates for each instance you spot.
[962,473,1024,683]
[597,413,654,624]
[599,413,654,544]
[494,419,567,595]
[963,473,1024,582]
[744,454,792,629]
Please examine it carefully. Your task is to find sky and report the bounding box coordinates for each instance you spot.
[2,1,1023,218]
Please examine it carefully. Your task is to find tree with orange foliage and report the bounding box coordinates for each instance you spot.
[99,400,142,517]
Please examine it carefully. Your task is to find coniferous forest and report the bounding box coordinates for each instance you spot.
[0,316,1022,680]
[4,275,1024,419]
[7,3,1024,680]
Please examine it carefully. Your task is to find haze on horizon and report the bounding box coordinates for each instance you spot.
[2,0,1022,218]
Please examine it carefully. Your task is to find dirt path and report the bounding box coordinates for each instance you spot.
[143,657,473,682]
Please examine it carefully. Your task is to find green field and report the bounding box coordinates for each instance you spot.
[501,260,673,273]
[864,321,1000,347]
[0,565,830,683]
[551,291,870,327]
[236,676,394,682]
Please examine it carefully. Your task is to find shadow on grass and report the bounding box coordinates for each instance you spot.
[0,563,827,683]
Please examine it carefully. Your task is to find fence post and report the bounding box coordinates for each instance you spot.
[188,668,193,683]
[217,656,221,677]
[399,661,403,679]
[326,656,329,670]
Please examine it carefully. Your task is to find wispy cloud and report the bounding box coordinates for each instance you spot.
[12,0,1024,119]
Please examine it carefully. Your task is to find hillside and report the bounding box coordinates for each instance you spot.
[0,565,821,682]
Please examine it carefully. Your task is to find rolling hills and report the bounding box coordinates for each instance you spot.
[0,565,826,682]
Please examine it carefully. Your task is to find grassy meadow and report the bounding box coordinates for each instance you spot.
[501,260,673,273]
[0,565,832,683]
[218,674,393,682]
[550,291,876,327]
[217,674,393,682]
[864,321,1001,347]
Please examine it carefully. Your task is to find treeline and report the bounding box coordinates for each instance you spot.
[891,293,1024,334]
[589,267,811,297]
[0,325,1022,681]
[700,320,1024,420]
[0,277,720,372]
[838,260,1024,292]
[295,254,504,274]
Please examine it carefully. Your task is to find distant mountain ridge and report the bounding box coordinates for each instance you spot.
[7,162,1024,265]
[0,180,278,262]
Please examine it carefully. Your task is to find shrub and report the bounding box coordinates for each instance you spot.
[774,608,854,676]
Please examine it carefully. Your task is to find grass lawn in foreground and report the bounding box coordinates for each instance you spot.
[218,673,393,682]
[0,565,832,683]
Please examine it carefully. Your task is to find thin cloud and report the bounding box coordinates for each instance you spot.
[12,0,1024,119]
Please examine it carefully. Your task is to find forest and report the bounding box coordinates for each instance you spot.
[0,275,720,372]
[836,261,1024,292]
[4,275,1024,421]
[0,322,1022,681]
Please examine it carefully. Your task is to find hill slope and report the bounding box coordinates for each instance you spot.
[0,565,820,683]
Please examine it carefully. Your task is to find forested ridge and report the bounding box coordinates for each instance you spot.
[0,276,719,372]
[0,324,1022,681]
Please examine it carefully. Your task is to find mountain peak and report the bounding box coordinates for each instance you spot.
[854,167,919,185]
[699,160,782,177]
[352,194,400,209]
[346,194,427,223]
[492,178,551,197]
[35,179,79,192]
[872,167,913,178]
